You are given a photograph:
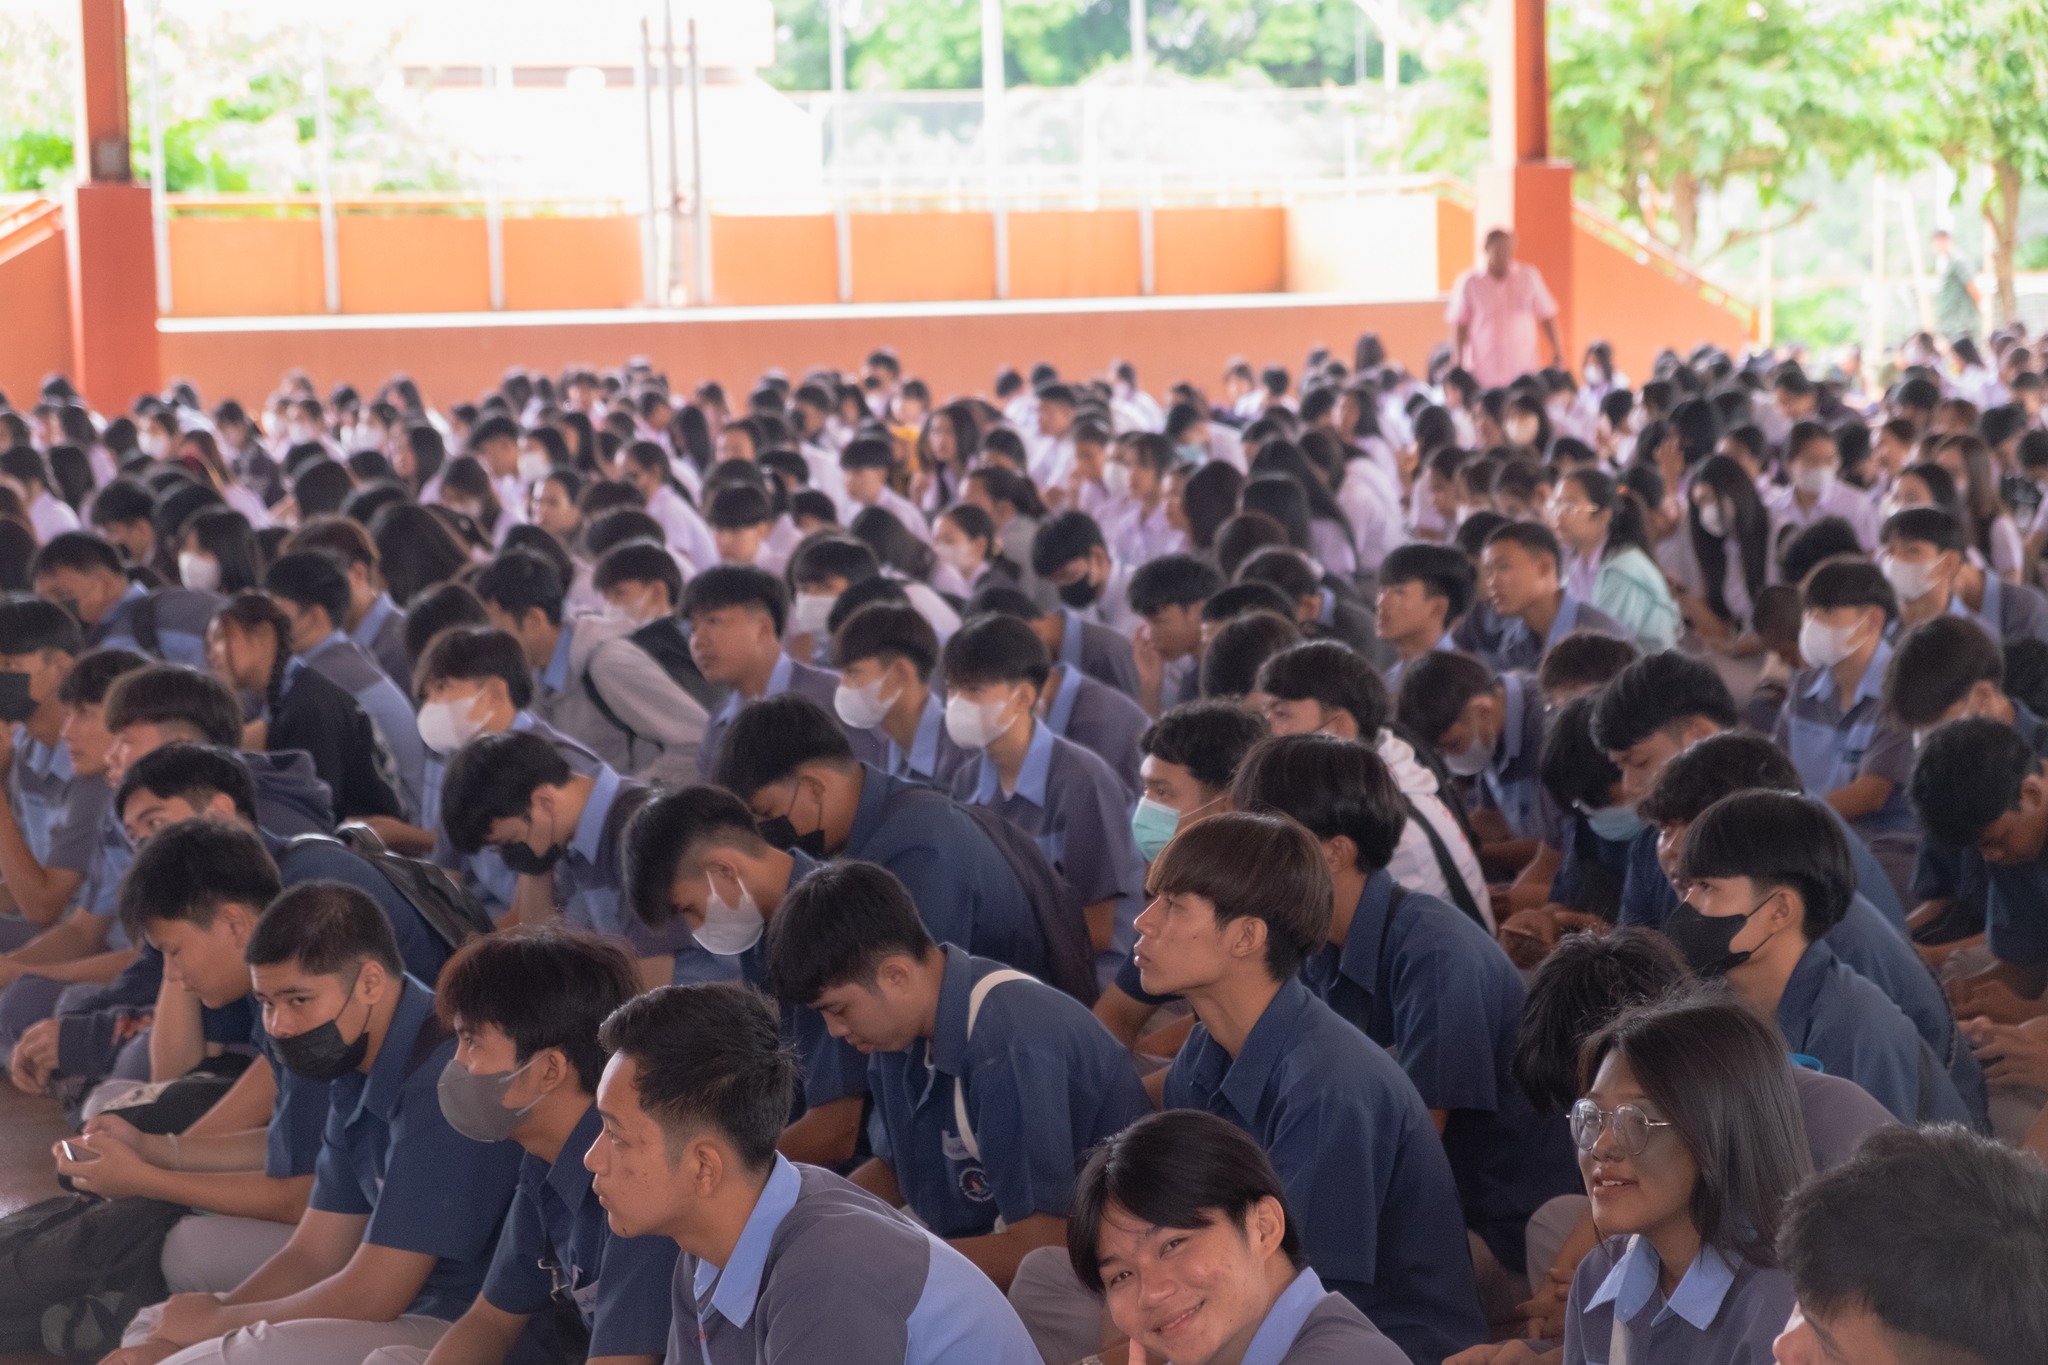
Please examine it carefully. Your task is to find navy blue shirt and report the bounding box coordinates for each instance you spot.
[1039,663,1148,802]
[306,979,526,1320]
[1474,672,1558,845]
[480,1104,677,1356]
[1774,941,1977,1130]
[868,948,1150,1238]
[845,765,1050,980]
[1299,873,1578,1272]
[1619,806,1903,933]
[1165,979,1486,1365]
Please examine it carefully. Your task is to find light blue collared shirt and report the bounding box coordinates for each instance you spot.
[1586,1237,1738,1335]
[540,625,575,695]
[973,716,1056,807]
[695,1153,803,1329]
[714,651,793,724]
[887,692,946,781]
[1043,663,1083,738]
[1566,1233,1795,1365]
[1243,1267,1334,1365]
[1057,609,1088,671]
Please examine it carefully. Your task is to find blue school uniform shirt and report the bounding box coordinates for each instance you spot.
[423,712,603,915]
[552,763,635,940]
[89,582,217,668]
[1774,940,1976,1129]
[1240,1267,1409,1365]
[1300,873,1579,1273]
[306,977,526,1321]
[1483,594,1626,674]
[1383,633,1456,694]
[1770,644,1917,836]
[880,692,973,793]
[481,1104,677,1356]
[1946,568,2048,646]
[1564,1237,1794,1365]
[1040,663,1148,801]
[667,1156,1040,1365]
[953,720,1146,974]
[867,947,1149,1239]
[1165,978,1487,1365]
[1476,672,1557,844]
[697,652,888,782]
[1056,608,1142,699]
[1821,893,1986,1124]
[9,726,73,863]
[846,764,1051,982]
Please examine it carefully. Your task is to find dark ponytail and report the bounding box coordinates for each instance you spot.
[216,591,295,718]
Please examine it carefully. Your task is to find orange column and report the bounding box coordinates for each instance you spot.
[1475,0,1573,359]
[67,0,160,411]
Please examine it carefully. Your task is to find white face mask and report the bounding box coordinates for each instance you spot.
[694,868,763,956]
[517,451,551,483]
[417,692,488,757]
[833,674,898,730]
[1798,616,1865,669]
[1793,464,1837,497]
[1880,553,1943,604]
[945,691,1017,751]
[603,589,662,628]
[1102,462,1133,499]
[790,592,836,638]
[139,432,169,459]
[934,539,981,575]
[178,552,221,593]
[1444,731,1493,778]
[1696,501,1729,538]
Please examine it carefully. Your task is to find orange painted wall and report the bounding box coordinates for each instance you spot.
[850,212,997,303]
[1571,231,1751,381]
[0,225,75,404]
[712,215,839,306]
[159,298,1451,413]
[1436,198,1473,293]
[1008,210,1142,299]
[169,218,324,316]
[503,218,642,312]
[1154,207,1286,295]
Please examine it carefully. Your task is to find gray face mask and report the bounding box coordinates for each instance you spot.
[436,1054,541,1143]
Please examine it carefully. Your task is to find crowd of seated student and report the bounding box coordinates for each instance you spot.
[0,326,2045,1365]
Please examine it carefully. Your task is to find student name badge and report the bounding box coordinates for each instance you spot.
[943,1130,995,1204]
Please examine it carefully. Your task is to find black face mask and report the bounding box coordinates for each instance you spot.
[271,974,371,1082]
[755,814,827,860]
[0,671,38,724]
[1057,575,1102,609]
[1663,896,1771,978]
[499,840,565,876]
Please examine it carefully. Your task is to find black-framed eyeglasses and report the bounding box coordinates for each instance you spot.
[1570,1099,1675,1157]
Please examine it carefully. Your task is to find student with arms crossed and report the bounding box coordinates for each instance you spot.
[362,926,676,1365]
[763,861,1150,1290]
[1066,1110,1407,1365]
[1134,811,1486,1365]
[585,981,1042,1365]
[109,883,525,1365]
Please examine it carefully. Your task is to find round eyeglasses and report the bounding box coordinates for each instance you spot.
[1570,1099,1675,1157]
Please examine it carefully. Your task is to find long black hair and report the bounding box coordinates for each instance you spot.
[1688,454,1769,626]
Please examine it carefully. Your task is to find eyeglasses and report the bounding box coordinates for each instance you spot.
[1570,1099,1675,1157]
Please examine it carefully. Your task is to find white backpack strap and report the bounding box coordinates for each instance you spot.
[1607,1235,1640,1365]
[951,969,1036,1164]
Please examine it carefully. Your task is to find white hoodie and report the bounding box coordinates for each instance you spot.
[1378,731,1493,931]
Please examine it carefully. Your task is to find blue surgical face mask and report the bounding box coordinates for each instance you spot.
[1583,802,1646,843]
[1130,797,1181,862]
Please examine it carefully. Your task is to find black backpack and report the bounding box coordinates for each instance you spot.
[956,803,1099,1004]
[625,616,728,712]
[0,1194,190,1359]
[126,587,225,659]
[285,826,494,951]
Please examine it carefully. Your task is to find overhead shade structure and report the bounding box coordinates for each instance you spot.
[1476,0,1574,355]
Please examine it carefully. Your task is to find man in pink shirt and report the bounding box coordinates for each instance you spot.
[1447,228,1564,388]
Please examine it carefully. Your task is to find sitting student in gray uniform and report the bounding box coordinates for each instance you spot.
[586,981,1042,1365]
[1066,1109,1407,1365]
[763,861,1150,1290]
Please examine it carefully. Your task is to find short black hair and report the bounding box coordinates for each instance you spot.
[118,814,281,946]
[941,613,1050,691]
[1482,519,1563,573]
[1230,733,1406,873]
[710,693,855,799]
[1802,557,1896,625]
[437,926,638,1092]
[441,729,573,855]
[1909,716,2037,848]
[1538,694,1622,810]
[1031,510,1107,577]
[1146,811,1331,980]
[1377,543,1476,623]
[597,982,797,1171]
[246,880,403,981]
[830,601,937,682]
[1679,790,1853,939]
[1778,517,1863,587]
[1636,731,1801,826]
[1138,701,1268,794]
[56,647,149,707]
[1777,1125,2048,1364]
[621,785,768,928]
[1068,1109,1304,1294]
[1199,581,1295,624]
[0,596,83,657]
[837,436,895,472]
[707,483,773,530]
[90,478,156,529]
[1202,611,1301,699]
[103,664,243,747]
[1879,505,1968,555]
[1512,927,1688,1114]
[412,626,535,709]
[1393,649,1494,748]
[764,860,935,1006]
[116,740,260,831]
[1235,547,1320,603]
[1589,651,1737,753]
[30,531,125,582]
[592,540,683,608]
[1883,616,2003,728]
[681,563,788,636]
[1127,554,1223,618]
[1536,631,1639,699]
[473,550,567,627]
[584,508,663,560]
[1256,640,1386,737]
[262,550,353,630]
[790,536,879,591]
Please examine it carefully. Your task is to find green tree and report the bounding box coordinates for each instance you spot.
[1916,0,2048,325]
